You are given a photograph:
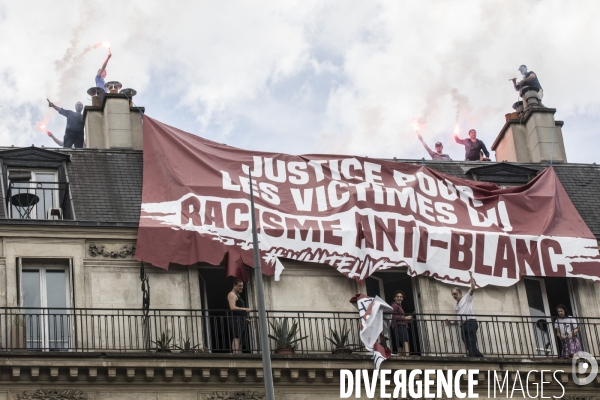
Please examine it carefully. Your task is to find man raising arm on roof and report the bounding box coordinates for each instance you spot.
[454,129,490,161]
[96,47,112,91]
[47,100,85,148]
[416,131,451,161]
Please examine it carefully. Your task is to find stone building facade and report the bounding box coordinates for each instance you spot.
[0,94,597,399]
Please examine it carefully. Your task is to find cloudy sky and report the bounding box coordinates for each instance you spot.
[0,1,598,163]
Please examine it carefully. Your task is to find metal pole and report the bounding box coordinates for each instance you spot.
[249,172,275,400]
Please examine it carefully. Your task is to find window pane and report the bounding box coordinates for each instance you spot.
[524,279,545,316]
[46,270,67,308]
[524,279,553,355]
[35,173,55,183]
[46,270,69,350]
[22,269,42,349]
[22,270,41,307]
[33,173,57,220]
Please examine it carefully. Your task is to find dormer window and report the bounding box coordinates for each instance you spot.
[8,169,62,220]
[0,147,73,221]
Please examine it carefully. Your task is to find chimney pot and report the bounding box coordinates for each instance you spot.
[104,81,123,94]
[512,101,524,113]
[119,88,137,107]
[87,87,104,107]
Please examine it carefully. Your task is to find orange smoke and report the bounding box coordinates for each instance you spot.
[35,114,51,133]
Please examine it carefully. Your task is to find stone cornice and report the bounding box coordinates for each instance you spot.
[0,224,137,239]
[0,353,589,390]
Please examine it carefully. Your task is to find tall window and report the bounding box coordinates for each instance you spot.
[8,170,60,220]
[19,259,72,350]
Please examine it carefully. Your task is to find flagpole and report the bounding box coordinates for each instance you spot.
[249,172,275,400]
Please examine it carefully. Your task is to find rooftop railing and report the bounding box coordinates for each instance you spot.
[1,308,597,359]
[7,181,72,220]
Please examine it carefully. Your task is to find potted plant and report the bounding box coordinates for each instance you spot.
[175,337,204,353]
[326,328,356,355]
[152,332,173,353]
[268,318,307,355]
[11,312,27,349]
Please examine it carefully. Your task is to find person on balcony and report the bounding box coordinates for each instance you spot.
[390,290,413,356]
[454,129,490,161]
[47,100,85,148]
[554,304,581,358]
[445,271,483,357]
[227,278,250,354]
[416,131,451,161]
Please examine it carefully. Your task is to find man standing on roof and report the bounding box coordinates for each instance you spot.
[454,129,490,161]
[46,131,86,148]
[510,65,543,105]
[416,131,451,161]
[95,48,112,103]
[47,100,85,148]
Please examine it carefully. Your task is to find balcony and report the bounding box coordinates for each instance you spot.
[0,308,597,359]
[7,181,72,220]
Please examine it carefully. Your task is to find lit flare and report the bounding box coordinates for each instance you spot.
[411,119,420,132]
[454,123,459,135]
[35,114,51,133]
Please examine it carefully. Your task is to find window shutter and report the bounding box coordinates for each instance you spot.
[17,257,22,306]
[69,258,74,308]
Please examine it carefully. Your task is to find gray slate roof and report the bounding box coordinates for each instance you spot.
[66,149,143,223]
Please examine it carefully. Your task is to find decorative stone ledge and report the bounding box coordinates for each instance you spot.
[88,243,136,258]
[16,390,89,400]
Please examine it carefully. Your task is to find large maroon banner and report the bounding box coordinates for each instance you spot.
[135,116,600,287]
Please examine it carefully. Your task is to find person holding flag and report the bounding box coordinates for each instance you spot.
[350,293,392,370]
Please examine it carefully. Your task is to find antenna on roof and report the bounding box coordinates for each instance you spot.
[550,119,556,166]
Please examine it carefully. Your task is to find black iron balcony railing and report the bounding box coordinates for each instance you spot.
[7,181,72,220]
[1,307,598,359]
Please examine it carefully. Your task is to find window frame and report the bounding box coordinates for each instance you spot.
[18,258,74,351]
[8,168,59,220]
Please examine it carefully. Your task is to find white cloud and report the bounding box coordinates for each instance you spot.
[0,0,598,163]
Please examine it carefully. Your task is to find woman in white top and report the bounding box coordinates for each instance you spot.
[553,304,581,357]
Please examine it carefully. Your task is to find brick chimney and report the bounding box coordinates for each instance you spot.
[83,87,144,150]
[492,97,567,163]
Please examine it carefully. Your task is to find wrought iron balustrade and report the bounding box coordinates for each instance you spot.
[7,181,72,220]
[0,307,598,359]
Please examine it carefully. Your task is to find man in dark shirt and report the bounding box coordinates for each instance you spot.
[511,65,543,104]
[416,131,451,161]
[454,129,490,161]
[48,100,85,148]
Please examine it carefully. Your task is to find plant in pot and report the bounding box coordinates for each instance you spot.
[326,328,356,355]
[152,332,173,353]
[175,337,204,353]
[268,318,307,355]
[11,312,27,349]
